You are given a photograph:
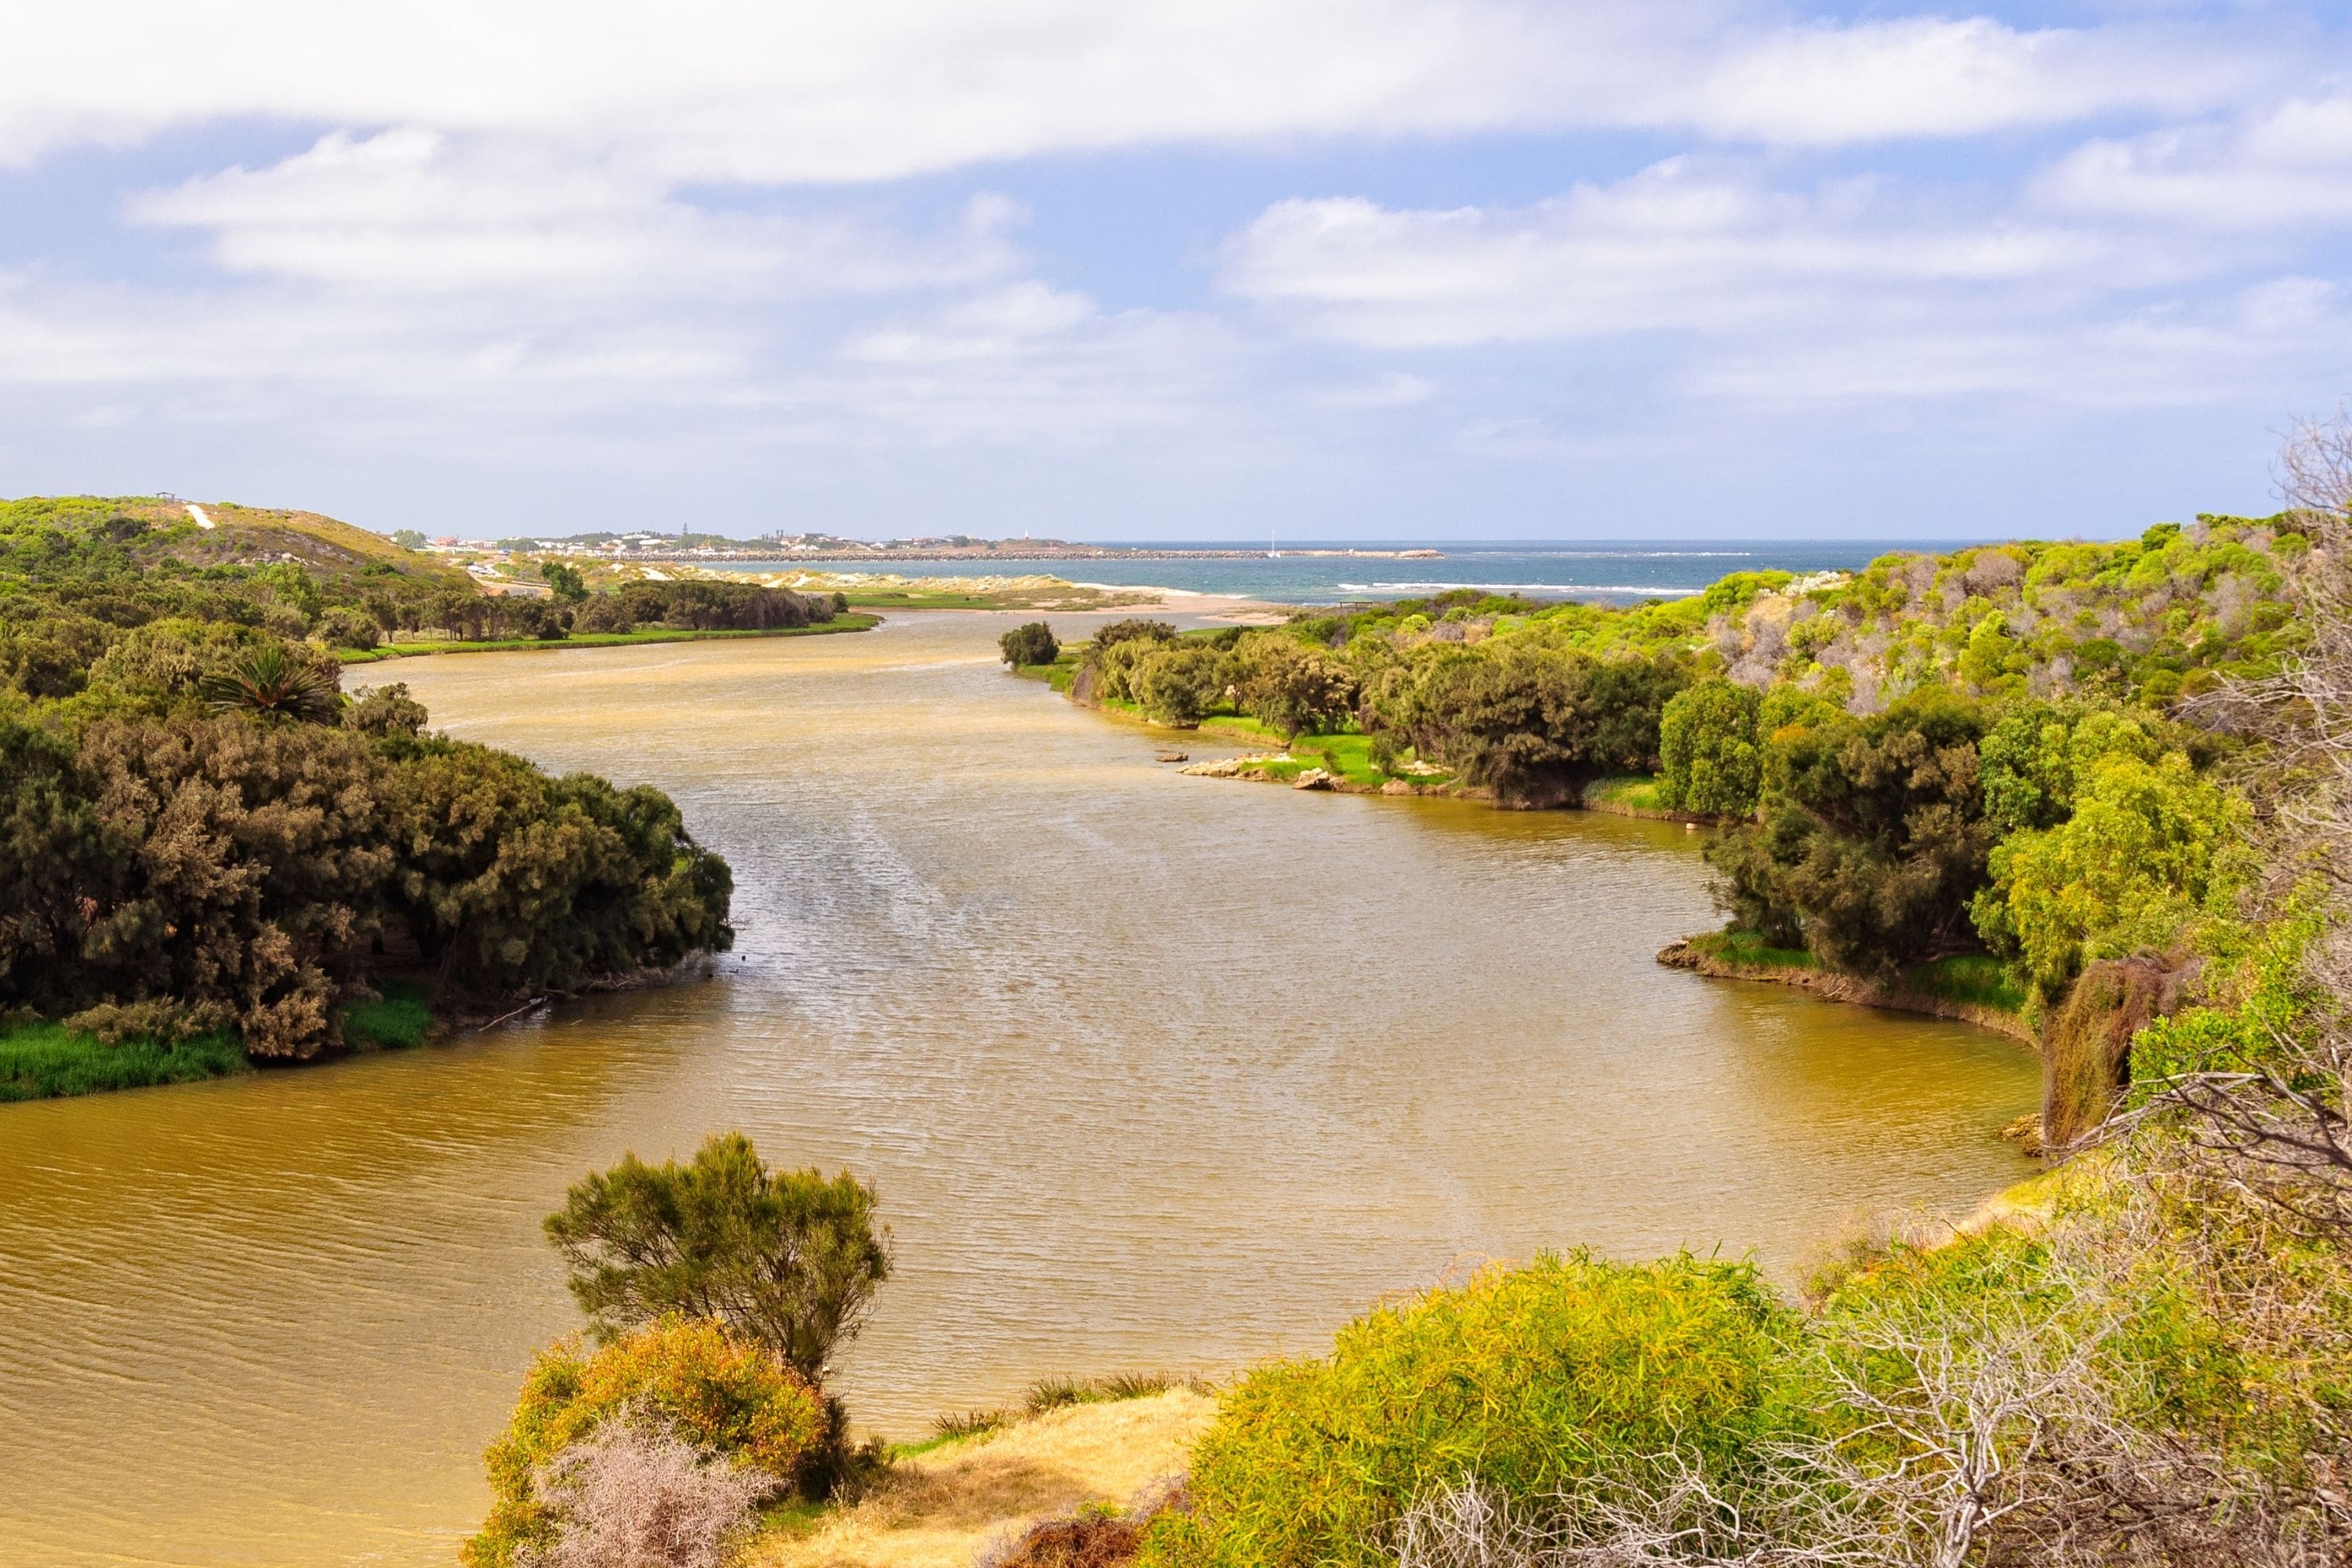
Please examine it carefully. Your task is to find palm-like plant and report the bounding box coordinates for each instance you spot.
[200,644,341,724]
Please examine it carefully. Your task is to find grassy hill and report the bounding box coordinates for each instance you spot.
[0,495,473,593]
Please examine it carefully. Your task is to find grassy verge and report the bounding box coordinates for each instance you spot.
[0,1020,248,1102]
[1682,930,2034,1028]
[1584,774,1668,812]
[1904,953,2032,1014]
[339,978,435,1049]
[1687,927,1820,970]
[339,615,879,662]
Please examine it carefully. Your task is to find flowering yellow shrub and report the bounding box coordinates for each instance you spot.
[463,1316,826,1567]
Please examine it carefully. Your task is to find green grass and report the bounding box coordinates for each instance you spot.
[339,979,434,1049]
[1903,953,2031,1014]
[1584,774,1668,811]
[339,615,878,662]
[1691,928,1820,970]
[0,1019,248,1102]
[1286,733,1390,787]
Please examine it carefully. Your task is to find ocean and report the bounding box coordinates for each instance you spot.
[715,540,1972,604]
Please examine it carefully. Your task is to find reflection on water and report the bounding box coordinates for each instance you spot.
[0,613,2038,1566]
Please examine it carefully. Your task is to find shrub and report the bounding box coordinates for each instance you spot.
[1656,677,1762,816]
[1133,644,1225,726]
[574,594,636,634]
[1231,634,1356,739]
[1091,619,1176,650]
[1138,1251,1799,1568]
[463,1316,826,1568]
[1976,750,2249,991]
[545,1131,892,1380]
[527,1422,770,1568]
[316,607,381,650]
[1706,689,1992,978]
[1001,622,1061,667]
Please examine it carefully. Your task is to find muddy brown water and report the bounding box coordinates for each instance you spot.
[0,612,2038,1566]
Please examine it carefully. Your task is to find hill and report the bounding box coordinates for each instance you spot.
[0,494,473,592]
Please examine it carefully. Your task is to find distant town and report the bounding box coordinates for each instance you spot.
[395,528,1444,566]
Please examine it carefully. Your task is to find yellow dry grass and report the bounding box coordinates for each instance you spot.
[749,1388,1214,1568]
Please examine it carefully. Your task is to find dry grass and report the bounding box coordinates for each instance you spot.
[749,1388,1214,1568]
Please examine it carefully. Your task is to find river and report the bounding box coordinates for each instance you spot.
[0,612,2038,1566]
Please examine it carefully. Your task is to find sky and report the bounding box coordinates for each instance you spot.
[2,2,2350,543]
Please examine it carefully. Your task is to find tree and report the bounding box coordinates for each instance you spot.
[1657,678,1762,816]
[1133,643,1226,725]
[540,561,589,602]
[545,1133,892,1381]
[1978,750,2247,990]
[1708,691,1993,977]
[1381,643,1688,797]
[391,528,427,550]
[1232,634,1356,739]
[999,621,1059,667]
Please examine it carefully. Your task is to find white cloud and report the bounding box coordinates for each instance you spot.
[0,1,2291,176]
[1218,160,2207,350]
[2031,94,2352,230]
[1213,156,2352,409]
[127,131,1022,297]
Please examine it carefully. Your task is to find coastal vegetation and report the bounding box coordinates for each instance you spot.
[960,437,2352,1564]
[469,1134,895,1567]
[1020,510,2296,1021]
[0,495,746,1095]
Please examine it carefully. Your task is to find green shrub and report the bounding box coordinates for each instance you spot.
[1231,633,1356,739]
[463,1316,827,1568]
[1000,621,1059,667]
[1133,644,1225,726]
[545,1132,892,1380]
[1140,1251,1800,1568]
[1656,677,1762,816]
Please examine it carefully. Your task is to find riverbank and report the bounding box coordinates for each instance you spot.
[752,1385,1210,1568]
[0,978,439,1102]
[1657,929,2036,1044]
[339,614,879,662]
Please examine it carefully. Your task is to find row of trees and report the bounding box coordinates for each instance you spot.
[0,677,734,1057]
[1023,617,1690,795]
[1659,675,2245,987]
[0,508,740,1062]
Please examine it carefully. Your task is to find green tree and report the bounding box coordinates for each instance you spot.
[390,528,428,549]
[1977,702,2161,836]
[1708,690,1993,977]
[1656,678,1762,816]
[539,561,589,601]
[1133,643,1226,726]
[1232,634,1356,739]
[545,1132,892,1381]
[1976,750,2249,990]
[999,621,1059,667]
